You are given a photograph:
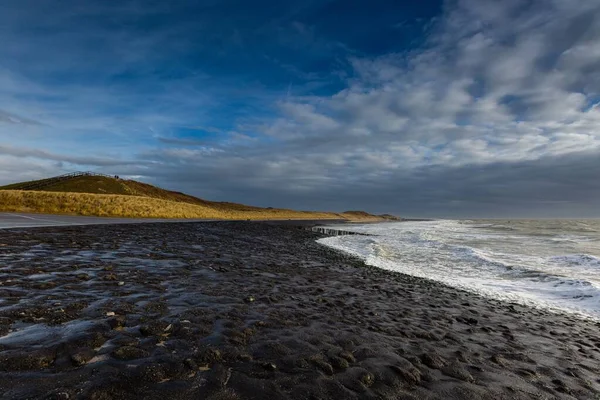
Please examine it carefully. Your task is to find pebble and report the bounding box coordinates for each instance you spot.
[107,315,126,329]
[360,372,375,387]
[262,362,277,371]
[420,352,446,369]
[70,348,95,366]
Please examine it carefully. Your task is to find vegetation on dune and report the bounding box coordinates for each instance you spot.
[1,175,259,210]
[0,173,399,221]
[0,190,344,220]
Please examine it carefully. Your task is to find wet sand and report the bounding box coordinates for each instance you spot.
[1,222,599,399]
[0,212,214,229]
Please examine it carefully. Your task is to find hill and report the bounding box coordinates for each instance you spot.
[1,172,263,212]
[0,172,399,221]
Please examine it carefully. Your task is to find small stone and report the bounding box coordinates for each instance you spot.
[420,352,446,369]
[196,348,222,363]
[262,362,277,371]
[184,358,197,370]
[244,296,255,303]
[330,356,349,369]
[360,372,375,387]
[118,281,125,286]
[313,359,334,375]
[390,365,421,385]
[105,312,116,317]
[70,348,95,366]
[140,320,170,336]
[107,316,126,329]
[338,351,356,363]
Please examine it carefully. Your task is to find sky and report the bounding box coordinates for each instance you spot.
[1,0,599,218]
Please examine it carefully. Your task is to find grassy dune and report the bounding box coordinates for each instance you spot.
[1,176,255,209]
[0,190,347,220]
[0,174,399,221]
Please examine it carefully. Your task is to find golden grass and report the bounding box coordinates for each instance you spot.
[0,175,398,221]
[0,190,355,220]
[2,176,281,211]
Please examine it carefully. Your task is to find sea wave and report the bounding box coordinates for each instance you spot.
[549,254,600,267]
[318,219,600,320]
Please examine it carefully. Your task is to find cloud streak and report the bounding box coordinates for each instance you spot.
[0,145,148,167]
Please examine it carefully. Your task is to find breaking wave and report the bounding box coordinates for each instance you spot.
[318,219,600,319]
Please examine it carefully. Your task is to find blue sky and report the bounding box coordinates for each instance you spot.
[1,0,599,217]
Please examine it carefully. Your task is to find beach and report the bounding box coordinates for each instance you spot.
[1,221,599,399]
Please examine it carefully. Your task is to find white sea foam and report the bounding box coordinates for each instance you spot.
[318,219,600,319]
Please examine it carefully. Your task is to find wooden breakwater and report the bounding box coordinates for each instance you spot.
[309,226,369,236]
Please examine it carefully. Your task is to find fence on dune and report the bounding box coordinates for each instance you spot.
[12,171,117,191]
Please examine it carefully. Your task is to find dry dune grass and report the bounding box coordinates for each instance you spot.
[0,175,395,221]
[0,190,348,220]
[2,176,300,213]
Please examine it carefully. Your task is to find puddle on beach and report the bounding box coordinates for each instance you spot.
[0,320,97,348]
[0,225,262,364]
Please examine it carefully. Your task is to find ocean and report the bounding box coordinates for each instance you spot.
[318,219,600,320]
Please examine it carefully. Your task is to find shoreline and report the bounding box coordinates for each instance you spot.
[317,219,600,324]
[0,211,394,230]
[1,221,599,399]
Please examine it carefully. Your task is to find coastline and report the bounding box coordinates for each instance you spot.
[1,221,599,399]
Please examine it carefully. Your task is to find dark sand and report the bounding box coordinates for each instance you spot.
[0,222,599,399]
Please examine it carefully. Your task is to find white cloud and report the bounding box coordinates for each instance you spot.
[256,0,600,177]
